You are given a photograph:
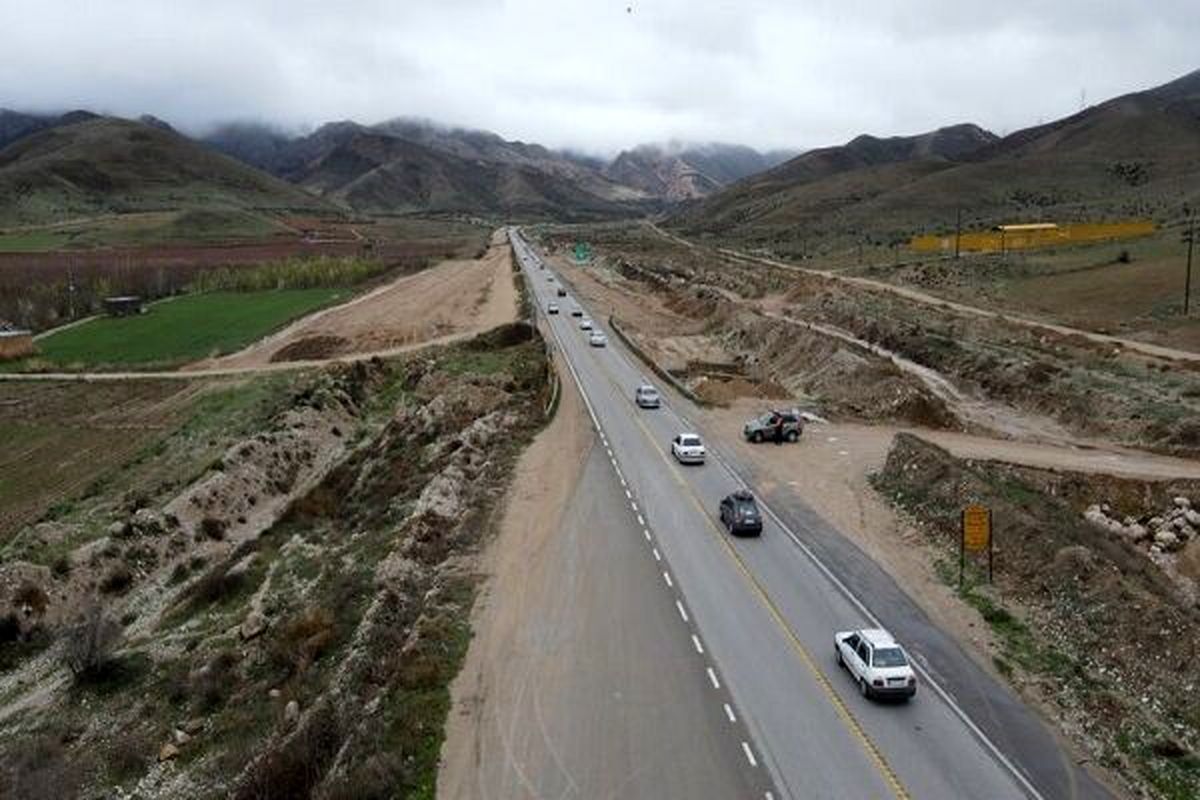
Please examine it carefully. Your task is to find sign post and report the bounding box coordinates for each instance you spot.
[960,504,993,587]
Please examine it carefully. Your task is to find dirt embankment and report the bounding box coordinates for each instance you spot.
[438,348,593,798]
[188,236,518,370]
[874,434,1200,800]
[0,325,553,799]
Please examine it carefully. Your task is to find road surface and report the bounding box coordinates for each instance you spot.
[440,441,767,799]
[512,229,1116,800]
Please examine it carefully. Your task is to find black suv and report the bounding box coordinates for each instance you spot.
[719,489,763,536]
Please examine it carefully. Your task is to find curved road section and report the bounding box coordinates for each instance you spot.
[511,229,1113,800]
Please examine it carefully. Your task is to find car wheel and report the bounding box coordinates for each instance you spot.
[836,648,843,668]
[751,431,763,443]
[786,430,799,443]
[859,678,871,700]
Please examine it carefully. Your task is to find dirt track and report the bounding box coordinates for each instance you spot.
[188,235,517,370]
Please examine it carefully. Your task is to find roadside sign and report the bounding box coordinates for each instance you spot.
[960,504,993,586]
[573,242,592,263]
[963,505,990,552]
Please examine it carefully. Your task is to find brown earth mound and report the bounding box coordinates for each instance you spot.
[269,335,349,363]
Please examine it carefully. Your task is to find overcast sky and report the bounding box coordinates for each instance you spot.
[2,1,1198,154]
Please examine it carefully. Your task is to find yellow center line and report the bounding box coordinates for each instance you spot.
[586,346,912,800]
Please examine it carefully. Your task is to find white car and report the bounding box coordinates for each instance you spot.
[579,318,593,330]
[834,628,917,701]
[671,433,706,464]
[570,306,583,317]
[547,302,560,314]
[588,331,607,347]
[634,384,661,408]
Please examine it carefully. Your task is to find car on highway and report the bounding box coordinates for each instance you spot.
[634,384,660,408]
[588,331,608,347]
[718,489,762,536]
[834,628,917,701]
[743,408,804,443]
[579,318,593,330]
[671,433,706,464]
[547,302,559,314]
[557,287,567,297]
[570,306,583,317]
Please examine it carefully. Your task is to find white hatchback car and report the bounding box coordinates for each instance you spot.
[670,433,706,464]
[588,331,607,347]
[579,318,593,330]
[834,628,917,701]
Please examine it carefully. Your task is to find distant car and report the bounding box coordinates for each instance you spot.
[834,628,917,701]
[579,318,593,330]
[743,409,803,443]
[634,384,661,408]
[718,489,762,536]
[547,302,560,314]
[671,433,706,464]
[557,287,567,297]
[588,331,608,347]
[570,306,583,317]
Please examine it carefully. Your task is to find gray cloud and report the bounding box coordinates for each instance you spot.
[1,0,1196,154]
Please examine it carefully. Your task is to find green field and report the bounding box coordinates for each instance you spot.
[16,288,346,370]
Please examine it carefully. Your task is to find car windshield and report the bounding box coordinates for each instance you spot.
[872,647,907,667]
[736,500,757,515]
[680,436,701,446]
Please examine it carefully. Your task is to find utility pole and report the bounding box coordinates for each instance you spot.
[954,207,962,260]
[1186,217,1195,315]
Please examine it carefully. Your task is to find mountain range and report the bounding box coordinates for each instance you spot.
[670,69,1200,246]
[0,67,1196,231]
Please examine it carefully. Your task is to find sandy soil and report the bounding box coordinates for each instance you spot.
[187,237,518,370]
[438,350,593,797]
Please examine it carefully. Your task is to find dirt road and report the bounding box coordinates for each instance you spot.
[188,235,517,370]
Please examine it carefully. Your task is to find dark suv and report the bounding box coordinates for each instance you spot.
[719,489,763,536]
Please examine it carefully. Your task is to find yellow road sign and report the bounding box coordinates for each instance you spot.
[963,505,991,552]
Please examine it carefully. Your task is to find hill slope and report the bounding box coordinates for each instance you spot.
[672,70,1200,246]
[604,142,796,201]
[0,116,332,226]
[293,128,639,218]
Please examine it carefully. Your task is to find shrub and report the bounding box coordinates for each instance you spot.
[99,564,133,595]
[13,582,49,616]
[62,604,122,679]
[269,607,334,678]
[200,517,228,541]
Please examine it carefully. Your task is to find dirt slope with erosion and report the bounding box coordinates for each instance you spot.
[0,322,554,799]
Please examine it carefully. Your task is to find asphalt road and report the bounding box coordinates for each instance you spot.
[511,230,1115,800]
[442,444,768,799]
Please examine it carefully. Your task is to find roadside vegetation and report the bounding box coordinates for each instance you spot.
[0,322,553,799]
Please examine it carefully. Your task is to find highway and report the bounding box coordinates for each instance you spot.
[510,229,1114,800]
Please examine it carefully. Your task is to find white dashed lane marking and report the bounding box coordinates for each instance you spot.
[742,742,758,768]
[723,703,736,723]
[676,600,689,623]
[706,666,721,689]
[692,634,705,654]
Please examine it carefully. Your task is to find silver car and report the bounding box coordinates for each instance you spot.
[635,384,661,408]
